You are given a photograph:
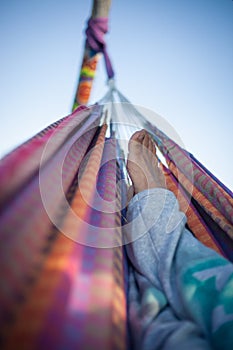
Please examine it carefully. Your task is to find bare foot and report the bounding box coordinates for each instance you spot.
[127,130,166,195]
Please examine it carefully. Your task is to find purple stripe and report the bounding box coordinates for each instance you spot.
[56,139,118,348]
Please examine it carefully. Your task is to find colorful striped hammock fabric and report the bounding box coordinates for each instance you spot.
[0,87,232,349]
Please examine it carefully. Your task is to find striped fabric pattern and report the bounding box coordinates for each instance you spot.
[163,166,223,255]
[0,88,233,349]
[148,122,233,226]
[0,105,92,208]
[0,107,102,331]
[0,108,127,349]
[148,121,233,261]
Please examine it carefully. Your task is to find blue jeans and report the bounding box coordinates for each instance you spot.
[125,188,233,350]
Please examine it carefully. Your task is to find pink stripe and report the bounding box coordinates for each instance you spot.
[0,110,101,329]
[0,106,90,207]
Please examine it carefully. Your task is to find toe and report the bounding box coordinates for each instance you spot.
[128,130,146,154]
[152,144,157,156]
[130,129,145,142]
[148,136,155,154]
[142,132,150,150]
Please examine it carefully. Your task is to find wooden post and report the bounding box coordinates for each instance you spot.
[92,0,111,18]
[72,0,112,110]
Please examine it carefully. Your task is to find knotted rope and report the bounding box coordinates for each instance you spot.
[86,17,114,79]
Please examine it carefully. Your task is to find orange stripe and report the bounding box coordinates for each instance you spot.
[61,124,107,243]
[163,167,222,255]
[167,161,233,240]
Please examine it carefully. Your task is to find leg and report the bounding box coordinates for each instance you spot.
[126,130,233,349]
[128,265,212,350]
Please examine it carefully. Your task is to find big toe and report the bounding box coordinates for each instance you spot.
[128,130,146,151]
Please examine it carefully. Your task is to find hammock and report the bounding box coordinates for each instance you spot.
[0,2,233,349]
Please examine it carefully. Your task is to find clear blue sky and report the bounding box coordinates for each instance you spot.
[0,0,233,190]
